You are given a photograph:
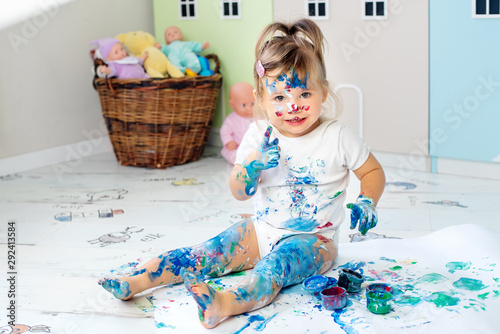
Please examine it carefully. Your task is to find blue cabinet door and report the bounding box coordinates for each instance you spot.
[430,0,500,163]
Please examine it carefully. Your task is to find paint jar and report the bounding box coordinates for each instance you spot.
[366,290,393,314]
[302,275,328,295]
[325,276,338,289]
[337,268,364,293]
[321,286,347,310]
[366,283,393,294]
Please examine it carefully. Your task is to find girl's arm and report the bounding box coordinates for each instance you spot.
[229,151,260,201]
[229,126,280,201]
[352,153,385,206]
[348,153,386,235]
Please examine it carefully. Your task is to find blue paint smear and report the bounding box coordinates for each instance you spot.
[233,315,265,334]
[148,222,251,282]
[281,70,308,90]
[282,217,319,232]
[255,312,278,331]
[234,234,327,304]
[338,261,367,275]
[331,310,360,334]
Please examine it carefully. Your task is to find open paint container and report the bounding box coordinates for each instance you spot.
[321,286,347,310]
[337,268,364,293]
[302,275,329,295]
[302,275,338,296]
[366,290,393,314]
[366,283,393,294]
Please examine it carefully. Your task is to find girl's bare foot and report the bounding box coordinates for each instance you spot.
[182,270,228,329]
[98,278,133,300]
[98,269,152,301]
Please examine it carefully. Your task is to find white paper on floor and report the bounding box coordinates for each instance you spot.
[151,224,500,334]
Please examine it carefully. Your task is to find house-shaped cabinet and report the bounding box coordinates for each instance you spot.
[430,0,500,164]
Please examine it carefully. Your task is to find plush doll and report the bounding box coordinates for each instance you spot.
[90,38,149,80]
[116,31,184,78]
[220,82,255,164]
[158,26,212,76]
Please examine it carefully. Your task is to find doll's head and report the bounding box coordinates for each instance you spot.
[229,82,255,119]
[252,19,338,123]
[106,41,127,61]
[165,26,183,44]
[91,38,125,61]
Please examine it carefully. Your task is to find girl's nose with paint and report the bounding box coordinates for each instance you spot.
[287,103,299,114]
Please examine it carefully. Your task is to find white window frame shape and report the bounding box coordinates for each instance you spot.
[179,0,197,20]
[362,0,388,20]
[306,0,329,20]
[473,0,500,18]
[221,0,241,19]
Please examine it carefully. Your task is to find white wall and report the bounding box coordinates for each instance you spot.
[0,0,154,160]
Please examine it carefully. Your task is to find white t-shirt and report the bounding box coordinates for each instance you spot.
[235,119,370,233]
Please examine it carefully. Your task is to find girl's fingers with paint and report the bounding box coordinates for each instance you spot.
[346,195,378,235]
[258,126,280,169]
[237,127,280,197]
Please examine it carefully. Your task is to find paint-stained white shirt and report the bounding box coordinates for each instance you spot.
[235,119,370,233]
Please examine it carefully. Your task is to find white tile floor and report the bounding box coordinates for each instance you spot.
[1,147,499,334]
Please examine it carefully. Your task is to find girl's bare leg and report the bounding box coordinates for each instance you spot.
[182,234,337,328]
[99,219,260,300]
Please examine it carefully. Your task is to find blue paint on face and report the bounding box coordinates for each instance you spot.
[276,69,308,90]
[265,78,278,95]
[289,70,308,89]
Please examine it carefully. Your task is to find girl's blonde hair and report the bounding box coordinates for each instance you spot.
[253,19,340,120]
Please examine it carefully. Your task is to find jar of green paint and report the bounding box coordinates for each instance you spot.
[366,290,393,314]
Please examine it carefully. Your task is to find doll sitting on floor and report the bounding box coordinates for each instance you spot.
[91,37,150,80]
[220,82,255,164]
[157,26,211,76]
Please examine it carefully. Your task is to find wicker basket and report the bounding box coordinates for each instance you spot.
[93,54,222,168]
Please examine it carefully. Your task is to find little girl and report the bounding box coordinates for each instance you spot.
[99,19,385,329]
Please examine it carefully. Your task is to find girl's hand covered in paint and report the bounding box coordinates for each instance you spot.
[253,126,280,170]
[346,194,377,235]
[243,126,280,196]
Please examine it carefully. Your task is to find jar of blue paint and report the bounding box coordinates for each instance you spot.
[337,268,364,293]
[326,276,338,289]
[321,286,347,310]
[302,275,328,295]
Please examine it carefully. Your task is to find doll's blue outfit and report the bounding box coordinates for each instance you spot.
[161,40,202,74]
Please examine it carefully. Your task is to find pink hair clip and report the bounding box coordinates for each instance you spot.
[256,60,265,78]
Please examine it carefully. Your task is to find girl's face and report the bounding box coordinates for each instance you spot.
[259,69,326,138]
